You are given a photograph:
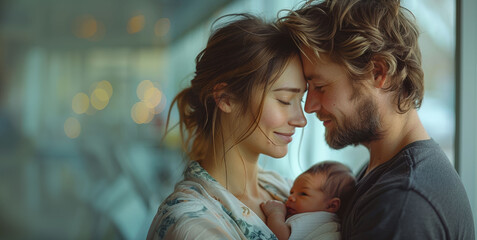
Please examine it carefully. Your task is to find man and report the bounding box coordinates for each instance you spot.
[279,0,475,239]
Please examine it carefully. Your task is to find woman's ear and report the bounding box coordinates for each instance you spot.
[213,83,232,113]
[326,197,341,213]
[372,58,388,89]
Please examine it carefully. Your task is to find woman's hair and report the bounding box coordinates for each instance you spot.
[304,161,356,217]
[166,14,299,162]
[278,0,424,113]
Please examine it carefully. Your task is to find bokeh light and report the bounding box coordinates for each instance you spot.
[144,87,162,108]
[127,15,145,34]
[89,21,106,41]
[136,80,154,100]
[96,80,113,98]
[154,93,167,115]
[74,15,98,39]
[155,18,171,37]
[91,88,109,110]
[131,101,154,124]
[72,92,89,114]
[88,80,113,111]
[132,80,166,124]
[64,117,81,139]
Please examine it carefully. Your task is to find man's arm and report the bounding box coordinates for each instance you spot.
[260,200,290,240]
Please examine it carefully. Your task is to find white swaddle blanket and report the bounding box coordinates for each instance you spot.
[285,211,340,240]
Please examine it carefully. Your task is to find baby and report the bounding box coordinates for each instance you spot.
[261,161,356,240]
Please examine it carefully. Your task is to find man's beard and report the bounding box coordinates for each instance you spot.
[324,96,382,149]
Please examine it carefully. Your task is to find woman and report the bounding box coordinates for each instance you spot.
[147,14,307,239]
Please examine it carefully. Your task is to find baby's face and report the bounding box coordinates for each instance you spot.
[286,173,331,217]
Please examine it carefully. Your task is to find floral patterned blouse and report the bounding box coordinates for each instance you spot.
[147,161,292,240]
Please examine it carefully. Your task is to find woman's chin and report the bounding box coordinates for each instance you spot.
[269,150,287,158]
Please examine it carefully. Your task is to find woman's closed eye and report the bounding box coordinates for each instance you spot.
[277,99,291,105]
[278,96,304,105]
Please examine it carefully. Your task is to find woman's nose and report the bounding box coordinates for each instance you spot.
[290,104,307,128]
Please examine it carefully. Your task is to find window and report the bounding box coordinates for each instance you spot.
[1,0,474,238]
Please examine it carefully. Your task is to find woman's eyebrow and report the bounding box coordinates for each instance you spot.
[272,87,305,93]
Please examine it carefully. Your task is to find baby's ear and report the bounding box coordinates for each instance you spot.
[326,197,341,213]
[213,83,232,113]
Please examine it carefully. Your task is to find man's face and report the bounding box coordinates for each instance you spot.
[301,49,382,149]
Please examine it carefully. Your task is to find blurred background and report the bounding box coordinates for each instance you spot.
[0,0,475,239]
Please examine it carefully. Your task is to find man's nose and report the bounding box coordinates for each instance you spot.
[304,91,321,113]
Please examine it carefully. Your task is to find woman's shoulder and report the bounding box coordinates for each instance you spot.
[155,180,216,217]
[148,182,234,239]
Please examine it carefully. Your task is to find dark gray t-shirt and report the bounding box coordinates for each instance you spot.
[341,139,474,240]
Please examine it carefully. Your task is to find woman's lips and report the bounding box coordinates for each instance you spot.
[274,132,294,143]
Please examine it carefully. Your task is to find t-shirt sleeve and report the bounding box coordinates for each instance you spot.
[349,188,446,239]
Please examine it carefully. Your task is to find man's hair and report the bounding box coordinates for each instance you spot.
[305,161,356,217]
[279,0,424,113]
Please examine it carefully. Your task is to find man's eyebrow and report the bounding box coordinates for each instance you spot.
[305,73,322,81]
[273,87,305,93]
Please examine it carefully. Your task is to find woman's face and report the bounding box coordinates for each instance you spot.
[240,55,307,158]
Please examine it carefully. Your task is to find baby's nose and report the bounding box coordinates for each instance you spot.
[287,195,295,202]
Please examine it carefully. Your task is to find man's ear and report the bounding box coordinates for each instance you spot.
[213,83,232,113]
[326,197,341,213]
[372,58,388,89]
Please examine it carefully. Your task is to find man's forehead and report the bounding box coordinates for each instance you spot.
[300,47,332,65]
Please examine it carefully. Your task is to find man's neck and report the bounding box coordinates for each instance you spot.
[364,109,430,174]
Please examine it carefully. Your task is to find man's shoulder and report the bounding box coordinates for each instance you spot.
[344,140,474,239]
[373,139,455,187]
[346,183,473,239]
[353,138,468,220]
[362,139,464,207]
[398,139,450,167]
[388,139,463,195]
